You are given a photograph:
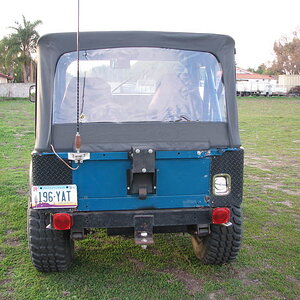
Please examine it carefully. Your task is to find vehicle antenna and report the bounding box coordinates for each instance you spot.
[74,0,81,153]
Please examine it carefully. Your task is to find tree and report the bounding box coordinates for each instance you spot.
[3,15,42,83]
[0,37,14,75]
[250,28,300,76]
[0,37,22,82]
[246,67,256,73]
[247,64,274,76]
[271,28,300,75]
[256,64,267,74]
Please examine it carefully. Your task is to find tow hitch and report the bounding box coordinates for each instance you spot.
[134,215,154,248]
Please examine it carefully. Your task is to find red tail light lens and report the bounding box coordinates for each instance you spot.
[212,208,230,224]
[52,213,73,230]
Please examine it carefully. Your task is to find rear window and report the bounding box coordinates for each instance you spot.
[53,47,226,123]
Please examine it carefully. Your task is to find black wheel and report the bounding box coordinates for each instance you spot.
[27,208,74,272]
[191,206,242,265]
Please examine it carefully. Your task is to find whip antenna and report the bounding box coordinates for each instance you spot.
[74,0,81,153]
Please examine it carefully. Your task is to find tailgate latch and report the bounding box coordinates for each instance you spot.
[127,147,156,200]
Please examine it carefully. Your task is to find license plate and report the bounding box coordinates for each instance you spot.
[31,185,77,209]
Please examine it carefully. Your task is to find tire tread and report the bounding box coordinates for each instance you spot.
[195,206,242,265]
[27,208,74,272]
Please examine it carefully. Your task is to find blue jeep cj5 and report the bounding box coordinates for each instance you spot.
[28,31,244,272]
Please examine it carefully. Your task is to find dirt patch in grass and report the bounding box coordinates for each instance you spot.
[163,267,203,295]
[61,291,71,297]
[128,257,145,271]
[6,229,16,235]
[0,251,6,261]
[208,291,233,300]
[13,133,25,138]
[235,267,261,286]
[263,184,300,197]
[148,247,163,256]
[246,174,266,181]
[286,275,300,286]
[128,257,203,295]
[245,155,300,173]
[244,157,272,172]
[268,208,281,216]
[16,188,28,196]
[0,278,12,286]
[277,200,294,208]
[0,267,14,296]
[0,166,28,171]
[5,237,21,247]
[0,290,14,300]
[218,266,262,287]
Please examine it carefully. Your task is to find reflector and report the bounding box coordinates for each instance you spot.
[212,207,230,224]
[52,213,73,230]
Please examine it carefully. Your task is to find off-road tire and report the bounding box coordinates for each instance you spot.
[27,208,74,272]
[191,206,242,265]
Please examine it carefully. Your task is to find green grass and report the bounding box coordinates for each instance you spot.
[0,98,299,299]
[0,97,29,101]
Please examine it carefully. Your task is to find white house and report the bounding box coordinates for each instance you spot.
[236,67,277,96]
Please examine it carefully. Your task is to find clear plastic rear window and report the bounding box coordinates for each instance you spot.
[53,47,226,123]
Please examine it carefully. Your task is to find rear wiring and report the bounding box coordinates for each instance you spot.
[50,144,80,171]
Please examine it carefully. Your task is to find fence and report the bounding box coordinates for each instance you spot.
[0,83,33,98]
[236,83,300,96]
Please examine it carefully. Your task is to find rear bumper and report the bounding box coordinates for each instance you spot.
[71,208,211,229]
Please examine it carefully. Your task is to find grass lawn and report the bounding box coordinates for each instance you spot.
[0,98,299,299]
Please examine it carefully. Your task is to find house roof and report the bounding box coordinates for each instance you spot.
[236,67,274,80]
[236,73,274,80]
[0,73,13,80]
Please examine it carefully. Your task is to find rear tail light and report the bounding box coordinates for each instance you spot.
[212,207,230,224]
[52,213,73,230]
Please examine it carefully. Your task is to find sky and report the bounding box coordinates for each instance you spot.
[0,0,299,69]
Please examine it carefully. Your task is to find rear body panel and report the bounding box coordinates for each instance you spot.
[73,151,211,211]
[31,148,243,214]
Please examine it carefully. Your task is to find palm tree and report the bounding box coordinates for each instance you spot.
[8,15,42,83]
[0,37,22,82]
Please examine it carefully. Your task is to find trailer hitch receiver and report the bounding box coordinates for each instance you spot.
[134,215,154,245]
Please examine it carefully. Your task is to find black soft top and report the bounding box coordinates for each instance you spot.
[35,31,240,152]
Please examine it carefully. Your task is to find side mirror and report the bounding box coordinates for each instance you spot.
[29,85,36,103]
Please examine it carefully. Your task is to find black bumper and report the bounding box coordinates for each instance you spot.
[71,208,211,229]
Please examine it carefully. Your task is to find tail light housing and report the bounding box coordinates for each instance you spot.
[52,213,73,230]
[212,207,230,224]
